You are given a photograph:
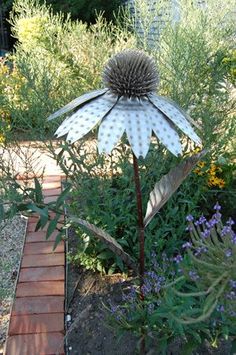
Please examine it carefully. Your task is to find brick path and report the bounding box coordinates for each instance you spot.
[5,176,65,355]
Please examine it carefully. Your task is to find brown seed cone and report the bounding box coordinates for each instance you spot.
[102,49,159,98]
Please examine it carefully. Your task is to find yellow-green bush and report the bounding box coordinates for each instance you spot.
[1,0,134,140]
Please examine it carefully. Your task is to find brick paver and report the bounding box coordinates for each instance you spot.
[16,281,64,297]
[9,313,64,334]
[26,230,58,243]
[12,296,64,315]
[6,333,64,355]
[5,175,65,355]
[24,241,64,254]
[19,266,64,282]
[21,253,65,268]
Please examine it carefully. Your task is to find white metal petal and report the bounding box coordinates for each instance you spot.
[55,92,117,143]
[48,88,108,121]
[146,103,182,156]
[148,94,201,145]
[121,97,152,158]
[98,114,125,154]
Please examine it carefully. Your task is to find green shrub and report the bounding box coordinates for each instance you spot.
[107,205,236,352]
[1,0,134,140]
[50,140,207,274]
[131,0,235,158]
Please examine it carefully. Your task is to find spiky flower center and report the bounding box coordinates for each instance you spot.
[102,49,159,98]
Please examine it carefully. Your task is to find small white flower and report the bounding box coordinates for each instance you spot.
[48,49,201,158]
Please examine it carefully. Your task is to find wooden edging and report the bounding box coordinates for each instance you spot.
[4,176,66,355]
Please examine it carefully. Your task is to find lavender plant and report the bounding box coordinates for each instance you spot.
[107,204,236,353]
[172,202,236,324]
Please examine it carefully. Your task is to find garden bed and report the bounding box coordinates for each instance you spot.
[65,231,233,355]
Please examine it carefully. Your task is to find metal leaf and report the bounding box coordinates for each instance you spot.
[144,150,206,227]
[47,89,108,121]
[70,216,138,272]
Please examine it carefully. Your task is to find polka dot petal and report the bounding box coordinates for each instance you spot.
[98,113,125,154]
[150,108,182,156]
[122,97,152,158]
[48,88,108,121]
[56,93,117,143]
[148,94,201,145]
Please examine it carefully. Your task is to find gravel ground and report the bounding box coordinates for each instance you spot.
[0,215,27,353]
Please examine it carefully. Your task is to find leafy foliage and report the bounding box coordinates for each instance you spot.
[107,206,236,353]
[45,140,209,273]
[0,0,134,140]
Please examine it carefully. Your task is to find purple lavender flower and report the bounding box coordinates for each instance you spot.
[206,218,218,229]
[189,270,200,281]
[182,242,192,249]
[186,214,194,222]
[231,232,236,245]
[221,225,232,237]
[201,229,211,239]
[122,286,136,302]
[186,226,193,232]
[213,211,222,220]
[226,291,236,300]
[216,305,225,312]
[214,202,221,211]
[198,215,207,225]
[194,246,208,256]
[227,217,235,226]
[141,282,152,296]
[225,249,232,258]
[229,280,236,289]
[174,254,183,264]
[109,302,118,314]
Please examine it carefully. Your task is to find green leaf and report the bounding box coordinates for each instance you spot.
[34,177,43,204]
[46,216,59,240]
[97,250,114,260]
[35,207,49,231]
[27,203,48,218]
[56,184,71,209]
[53,231,64,250]
[108,263,116,275]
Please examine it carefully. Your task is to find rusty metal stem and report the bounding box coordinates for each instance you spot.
[132,153,145,281]
[132,153,146,355]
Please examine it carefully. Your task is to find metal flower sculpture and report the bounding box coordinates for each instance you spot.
[48,49,203,354]
[48,49,203,297]
[48,50,201,158]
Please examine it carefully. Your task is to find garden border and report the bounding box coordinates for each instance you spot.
[4,175,66,355]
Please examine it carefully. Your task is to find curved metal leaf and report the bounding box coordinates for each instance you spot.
[70,216,138,273]
[144,150,206,227]
[47,89,108,121]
